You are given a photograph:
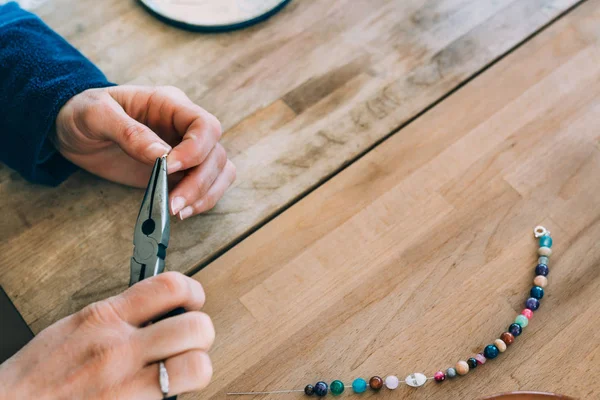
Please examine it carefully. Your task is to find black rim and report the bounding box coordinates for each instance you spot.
[138,0,292,33]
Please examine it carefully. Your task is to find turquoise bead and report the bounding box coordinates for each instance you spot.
[515,314,529,328]
[483,344,499,359]
[352,378,367,394]
[330,380,344,395]
[539,235,552,248]
[530,285,544,299]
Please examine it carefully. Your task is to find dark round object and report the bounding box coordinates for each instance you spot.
[500,332,515,345]
[314,382,328,397]
[530,286,544,299]
[141,218,155,235]
[467,358,478,369]
[535,264,549,276]
[509,323,522,337]
[483,344,499,359]
[525,297,540,311]
[304,385,314,396]
[369,376,383,390]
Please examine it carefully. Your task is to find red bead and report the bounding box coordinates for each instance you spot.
[434,371,446,382]
[500,332,515,345]
[521,308,533,320]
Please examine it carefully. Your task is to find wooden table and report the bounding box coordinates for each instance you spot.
[1,0,599,398]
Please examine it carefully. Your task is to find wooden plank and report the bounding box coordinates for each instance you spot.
[0,0,581,332]
[187,2,600,399]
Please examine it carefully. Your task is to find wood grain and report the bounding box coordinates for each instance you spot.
[187,2,600,399]
[0,0,581,334]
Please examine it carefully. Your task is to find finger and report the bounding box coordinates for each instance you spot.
[88,94,172,165]
[169,143,227,215]
[109,272,205,326]
[179,160,236,220]
[126,351,213,399]
[106,86,222,174]
[136,311,215,363]
[165,104,222,174]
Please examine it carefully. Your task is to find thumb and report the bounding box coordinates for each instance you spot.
[99,96,172,165]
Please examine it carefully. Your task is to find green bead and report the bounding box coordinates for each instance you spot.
[539,235,552,248]
[330,380,345,395]
[515,314,529,328]
[352,378,367,393]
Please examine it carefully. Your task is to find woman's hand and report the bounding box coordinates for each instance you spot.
[0,272,215,399]
[54,85,236,220]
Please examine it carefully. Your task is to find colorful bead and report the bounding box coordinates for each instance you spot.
[494,338,507,352]
[330,380,344,395]
[467,358,478,369]
[475,353,486,365]
[455,361,469,375]
[446,368,457,379]
[483,344,499,359]
[383,376,398,390]
[530,286,544,299]
[314,382,328,397]
[535,264,549,276]
[352,378,367,393]
[515,314,529,328]
[521,308,533,319]
[534,275,548,288]
[509,323,522,337]
[526,297,540,311]
[434,371,446,382]
[539,235,552,248]
[538,256,549,265]
[305,385,315,396]
[369,376,383,390]
[538,247,552,257]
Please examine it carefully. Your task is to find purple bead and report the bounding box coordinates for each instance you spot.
[525,297,540,311]
[535,264,549,276]
[509,323,522,337]
[314,382,328,397]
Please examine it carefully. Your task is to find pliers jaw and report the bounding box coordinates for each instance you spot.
[130,156,170,287]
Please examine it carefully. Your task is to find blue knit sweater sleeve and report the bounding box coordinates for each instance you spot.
[0,2,114,185]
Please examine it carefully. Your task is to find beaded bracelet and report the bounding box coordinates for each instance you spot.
[228,226,552,397]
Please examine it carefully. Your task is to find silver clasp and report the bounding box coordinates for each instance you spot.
[534,226,550,238]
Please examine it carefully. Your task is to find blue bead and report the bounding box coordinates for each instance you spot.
[539,235,552,248]
[483,344,499,359]
[535,264,549,276]
[530,286,544,299]
[526,297,540,311]
[446,368,457,379]
[509,323,522,337]
[352,378,367,393]
[314,382,328,397]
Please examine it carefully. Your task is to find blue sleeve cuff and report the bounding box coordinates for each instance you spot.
[0,2,116,186]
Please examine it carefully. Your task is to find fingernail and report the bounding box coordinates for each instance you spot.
[168,160,183,174]
[171,196,186,215]
[147,143,171,158]
[179,206,193,220]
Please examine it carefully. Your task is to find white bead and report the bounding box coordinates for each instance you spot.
[384,375,399,389]
[405,373,427,387]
